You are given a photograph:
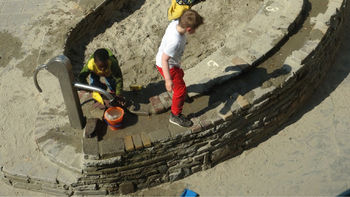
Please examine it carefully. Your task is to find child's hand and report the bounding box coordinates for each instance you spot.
[109,95,127,108]
[165,79,173,92]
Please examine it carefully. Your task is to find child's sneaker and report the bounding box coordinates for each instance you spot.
[169,112,193,127]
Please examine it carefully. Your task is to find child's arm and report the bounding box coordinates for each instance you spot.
[161,53,173,92]
[111,58,123,96]
[78,64,91,84]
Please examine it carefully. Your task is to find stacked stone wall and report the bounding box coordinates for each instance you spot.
[1,0,349,195]
[63,0,129,75]
[73,0,350,194]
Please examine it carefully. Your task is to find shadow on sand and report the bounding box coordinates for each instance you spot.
[277,22,350,134]
[64,0,146,76]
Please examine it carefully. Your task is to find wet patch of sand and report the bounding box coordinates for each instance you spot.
[0,32,24,68]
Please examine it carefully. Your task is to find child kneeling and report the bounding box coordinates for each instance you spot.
[78,48,124,106]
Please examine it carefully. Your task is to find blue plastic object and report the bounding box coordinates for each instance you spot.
[181,189,199,197]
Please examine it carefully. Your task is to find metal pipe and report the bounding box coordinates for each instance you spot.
[74,82,114,101]
[33,64,47,93]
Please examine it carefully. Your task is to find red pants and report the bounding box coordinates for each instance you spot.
[157,66,186,116]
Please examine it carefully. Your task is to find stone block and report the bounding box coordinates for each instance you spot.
[27,164,59,185]
[217,93,239,120]
[197,128,216,138]
[119,182,135,195]
[84,118,99,138]
[200,118,213,130]
[180,158,193,165]
[128,103,150,116]
[209,138,220,146]
[158,92,172,109]
[237,95,250,109]
[168,123,190,138]
[140,132,152,148]
[231,101,242,114]
[300,40,319,55]
[74,190,107,196]
[147,174,162,186]
[211,146,231,164]
[82,137,100,160]
[191,117,202,133]
[40,139,61,159]
[210,114,224,125]
[191,165,202,173]
[222,129,239,140]
[53,145,82,173]
[2,163,32,181]
[232,56,250,70]
[193,154,205,162]
[75,184,97,191]
[183,168,191,177]
[27,183,43,191]
[157,165,168,174]
[12,181,29,190]
[197,144,212,154]
[99,138,125,158]
[132,134,143,150]
[124,136,135,152]
[168,161,179,169]
[149,96,166,114]
[169,169,184,182]
[191,124,202,133]
[1,177,12,186]
[148,129,171,143]
[41,185,72,195]
[291,50,308,63]
[56,170,78,187]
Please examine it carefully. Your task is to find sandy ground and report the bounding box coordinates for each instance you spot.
[0,0,349,196]
[132,22,350,196]
[1,24,349,196]
[0,1,89,196]
[84,0,262,88]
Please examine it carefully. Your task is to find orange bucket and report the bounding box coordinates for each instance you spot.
[104,107,125,130]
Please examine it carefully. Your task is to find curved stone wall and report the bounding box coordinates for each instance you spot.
[63,0,130,75]
[1,0,348,196]
[70,0,350,194]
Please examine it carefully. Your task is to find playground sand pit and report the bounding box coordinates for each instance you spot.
[85,0,263,89]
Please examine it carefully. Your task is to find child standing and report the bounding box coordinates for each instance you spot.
[156,10,204,127]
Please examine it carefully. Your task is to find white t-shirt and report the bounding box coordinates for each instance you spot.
[156,20,186,69]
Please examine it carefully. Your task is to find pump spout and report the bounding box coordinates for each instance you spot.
[33,55,85,129]
[73,83,114,101]
[33,64,48,93]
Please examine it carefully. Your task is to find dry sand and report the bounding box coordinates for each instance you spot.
[0,1,87,193]
[85,0,262,89]
[133,22,350,196]
[0,1,262,195]
[3,0,349,196]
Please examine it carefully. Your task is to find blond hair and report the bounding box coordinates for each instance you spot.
[179,9,204,29]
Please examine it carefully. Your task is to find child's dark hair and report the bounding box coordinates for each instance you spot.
[94,48,109,62]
